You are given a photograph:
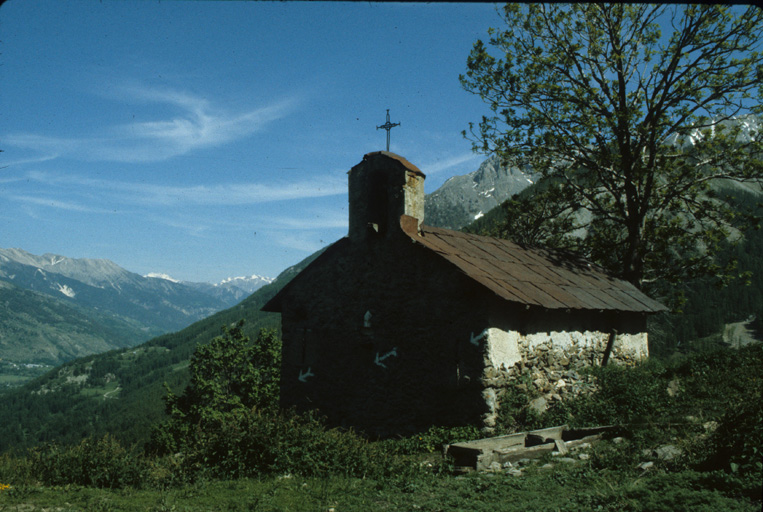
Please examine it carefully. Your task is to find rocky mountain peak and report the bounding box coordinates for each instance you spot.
[424,154,540,230]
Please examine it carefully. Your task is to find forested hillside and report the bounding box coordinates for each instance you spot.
[0,249,324,452]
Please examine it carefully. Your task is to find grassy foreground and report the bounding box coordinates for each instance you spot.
[1,344,761,511]
[0,460,758,512]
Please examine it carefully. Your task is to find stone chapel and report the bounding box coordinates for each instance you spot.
[263,151,666,437]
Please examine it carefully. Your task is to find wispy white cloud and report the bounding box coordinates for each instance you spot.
[2,135,77,159]
[272,232,332,253]
[0,154,60,168]
[420,152,482,175]
[3,86,300,163]
[132,179,346,206]
[0,174,32,185]
[259,210,348,230]
[11,195,116,214]
[18,170,346,206]
[143,214,211,238]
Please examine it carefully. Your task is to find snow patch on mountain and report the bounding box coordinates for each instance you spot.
[667,114,761,148]
[57,284,76,298]
[215,275,275,295]
[218,275,273,286]
[145,272,181,283]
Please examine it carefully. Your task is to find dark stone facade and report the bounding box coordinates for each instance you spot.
[275,232,498,436]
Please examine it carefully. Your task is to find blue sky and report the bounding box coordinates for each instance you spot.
[0,0,501,283]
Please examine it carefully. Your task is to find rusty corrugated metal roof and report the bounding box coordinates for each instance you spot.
[405,220,666,313]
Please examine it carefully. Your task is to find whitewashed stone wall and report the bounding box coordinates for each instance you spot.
[479,327,649,429]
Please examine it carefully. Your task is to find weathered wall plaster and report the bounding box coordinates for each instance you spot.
[483,328,522,370]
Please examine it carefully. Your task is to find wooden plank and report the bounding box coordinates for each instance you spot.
[446,425,616,471]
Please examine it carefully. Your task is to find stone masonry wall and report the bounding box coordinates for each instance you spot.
[479,326,649,430]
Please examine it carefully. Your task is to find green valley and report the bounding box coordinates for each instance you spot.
[0,280,160,387]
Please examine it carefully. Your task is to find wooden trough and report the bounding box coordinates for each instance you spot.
[445,425,615,472]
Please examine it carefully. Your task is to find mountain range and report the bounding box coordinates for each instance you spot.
[0,248,273,385]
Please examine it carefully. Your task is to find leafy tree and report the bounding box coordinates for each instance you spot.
[149,322,281,455]
[178,322,280,415]
[146,324,397,480]
[461,4,763,300]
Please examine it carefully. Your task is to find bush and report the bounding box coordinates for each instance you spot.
[149,325,281,457]
[671,344,763,417]
[494,383,545,434]
[147,324,413,482]
[0,451,34,486]
[386,425,483,455]
[695,387,763,499]
[539,361,670,430]
[28,435,148,489]
[583,361,669,424]
[160,407,405,481]
[491,360,670,436]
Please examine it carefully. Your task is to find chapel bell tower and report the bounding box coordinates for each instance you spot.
[347,151,426,240]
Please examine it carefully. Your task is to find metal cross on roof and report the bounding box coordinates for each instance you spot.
[376,109,400,152]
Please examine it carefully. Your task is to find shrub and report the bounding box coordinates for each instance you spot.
[494,383,545,434]
[147,324,411,482]
[671,344,763,418]
[149,325,281,457]
[491,360,670,436]
[161,407,404,481]
[386,425,483,455]
[0,452,34,486]
[539,360,670,430]
[583,361,669,424]
[695,387,763,500]
[28,435,148,489]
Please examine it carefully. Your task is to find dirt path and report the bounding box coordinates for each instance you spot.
[723,318,761,348]
[102,386,121,400]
